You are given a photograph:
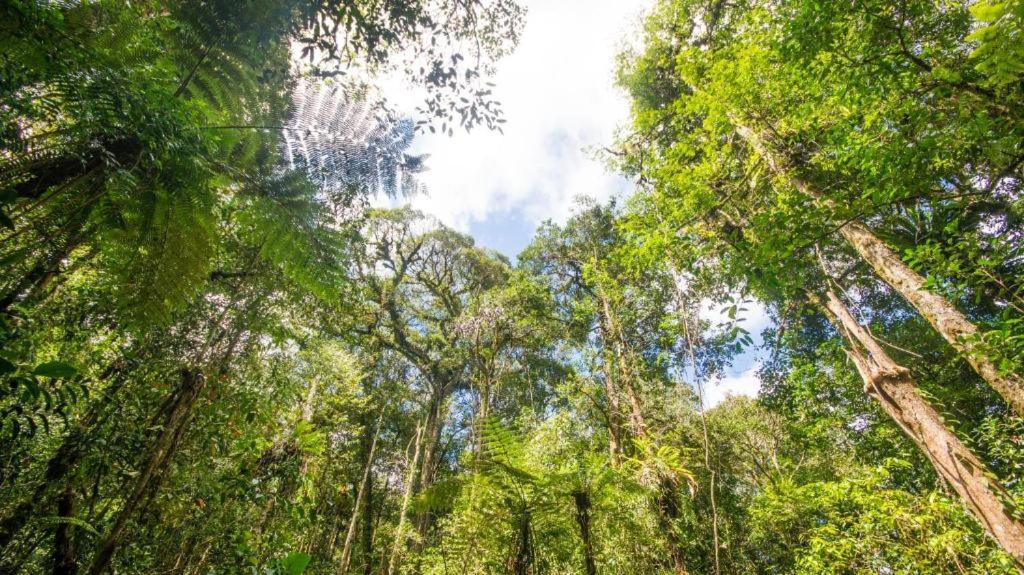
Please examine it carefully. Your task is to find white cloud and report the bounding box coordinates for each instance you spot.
[705,365,763,408]
[381,0,652,230]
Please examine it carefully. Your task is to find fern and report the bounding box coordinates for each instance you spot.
[282,80,426,202]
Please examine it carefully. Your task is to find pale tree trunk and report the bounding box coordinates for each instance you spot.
[471,373,492,459]
[735,122,1024,417]
[817,288,1024,568]
[338,414,382,574]
[603,371,623,466]
[300,377,319,424]
[387,423,422,575]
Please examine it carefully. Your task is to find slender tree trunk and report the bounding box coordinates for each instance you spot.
[603,373,623,466]
[51,484,78,575]
[339,415,382,575]
[326,516,342,563]
[677,291,721,575]
[84,276,260,575]
[387,424,422,575]
[361,462,375,575]
[817,288,1024,568]
[572,491,597,575]
[300,377,319,425]
[735,122,1024,417]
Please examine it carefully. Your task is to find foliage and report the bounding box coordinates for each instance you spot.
[2,1,1024,575]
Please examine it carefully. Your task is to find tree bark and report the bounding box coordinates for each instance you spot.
[735,121,1024,417]
[473,378,492,458]
[418,389,445,492]
[817,288,1024,568]
[601,295,648,438]
[597,298,625,465]
[338,414,382,575]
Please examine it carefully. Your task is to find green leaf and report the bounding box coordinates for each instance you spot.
[281,552,311,575]
[37,515,101,537]
[0,357,15,375]
[33,361,78,379]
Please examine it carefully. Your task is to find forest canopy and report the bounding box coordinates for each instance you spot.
[1,1,1024,574]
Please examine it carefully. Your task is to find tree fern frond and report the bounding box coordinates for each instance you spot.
[282,80,426,203]
[234,171,350,302]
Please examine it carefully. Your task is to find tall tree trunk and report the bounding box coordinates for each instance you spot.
[339,415,382,575]
[735,121,1024,417]
[816,288,1024,568]
[387,423,422,575]
[51,484,78,575]
[413,388,446,542]
[418,389,445,491]
[603,373,623,466]
[86,369,205,575]
[572,491,597,575]
[602,294,648,437]
[84,276,258,575]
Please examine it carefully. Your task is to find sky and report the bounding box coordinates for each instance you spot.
[383,0,647,254]
[383,0,766,405]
